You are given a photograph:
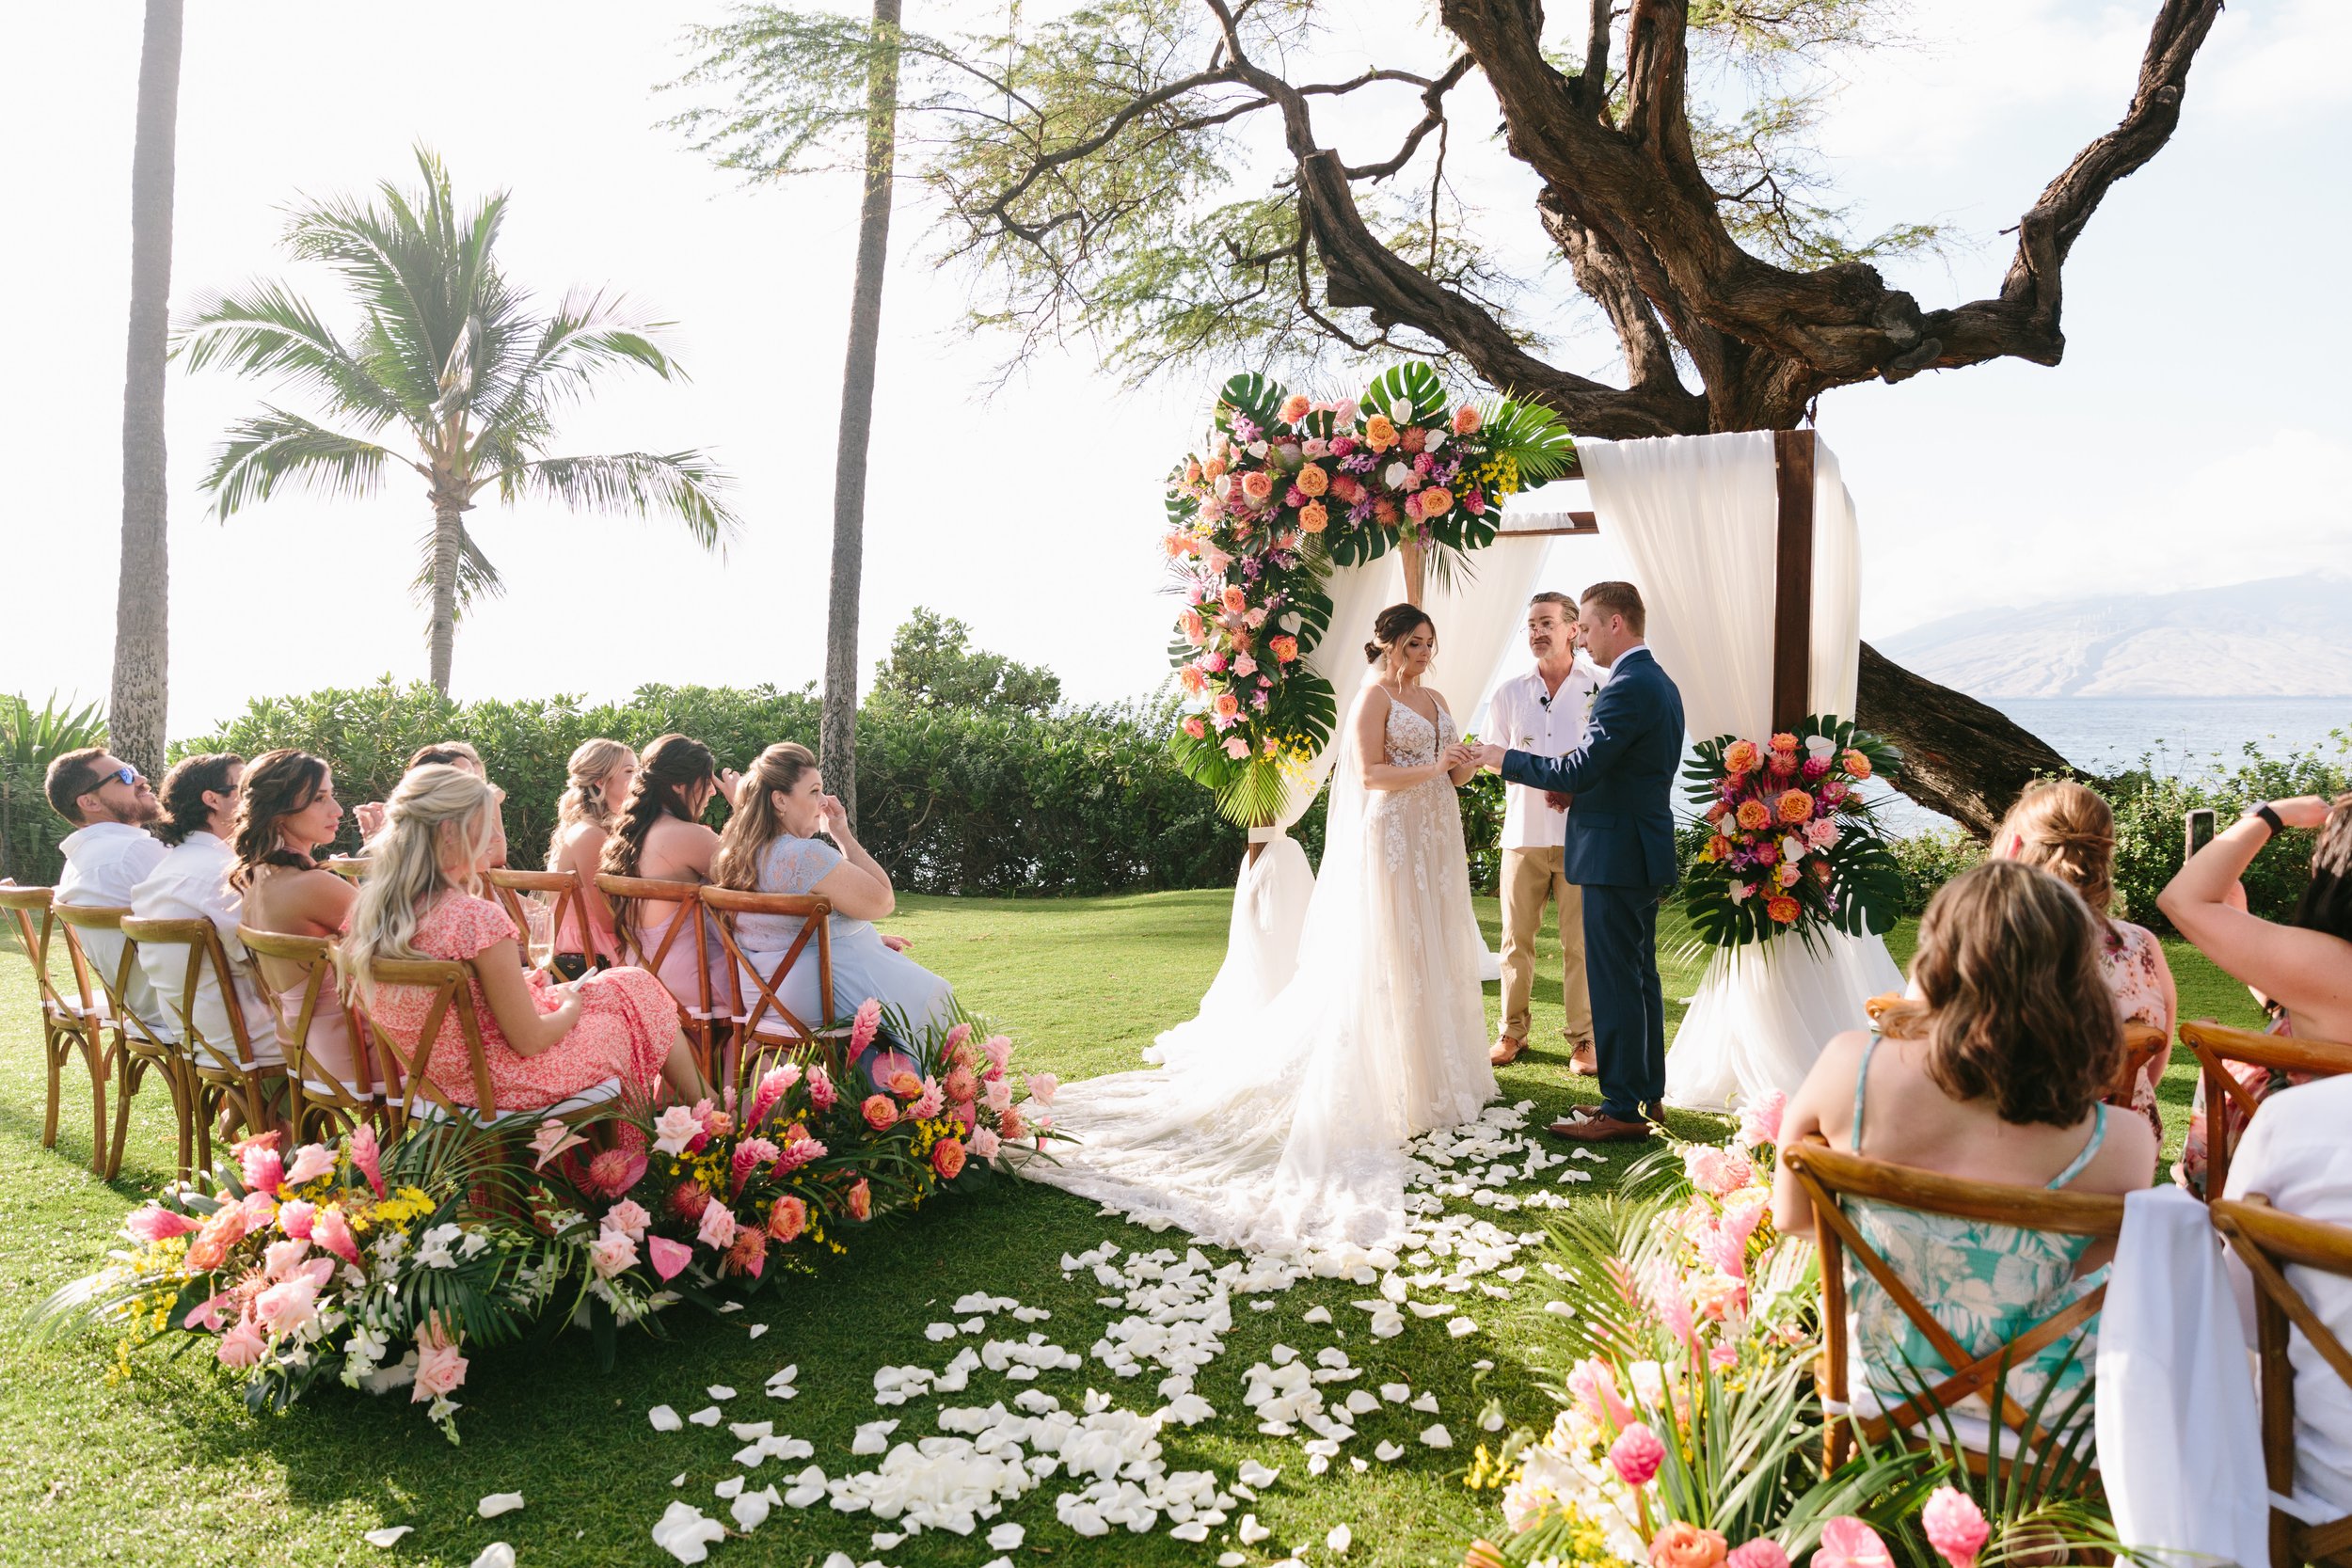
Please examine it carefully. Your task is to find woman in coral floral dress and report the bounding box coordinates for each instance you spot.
[341,766,713,1113]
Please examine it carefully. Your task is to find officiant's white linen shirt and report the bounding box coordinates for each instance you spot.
[56,819,170,1035]
[1486,654,1603,849]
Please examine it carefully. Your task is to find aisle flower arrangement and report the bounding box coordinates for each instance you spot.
[1681,717,1904,951]
[35,1002,1058,1441]
[1162,362,1575,823]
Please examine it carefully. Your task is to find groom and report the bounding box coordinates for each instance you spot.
[1474,581,1683,1143]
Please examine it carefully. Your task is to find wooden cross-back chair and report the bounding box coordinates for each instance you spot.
[1865,993,2169,1110]
[1782,1135,2125,1478]
[349,954,622,1135]
[238,926,387,1145]
[700,888,836,1076]
[485,867,600,975]
[2211,1196,2352,1568]
[47,904,191,1180]
[0,886,102,1159]
[596,873,723,1077]
[120,916,280,1178]
[2180,1019,2352,1201]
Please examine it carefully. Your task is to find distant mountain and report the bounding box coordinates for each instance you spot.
[1879,575,2352,698]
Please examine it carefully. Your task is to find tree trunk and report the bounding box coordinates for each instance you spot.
[1855,642,2090,836]
[820,0,903,831]
[427,502,463,695]
[108,0,183,777]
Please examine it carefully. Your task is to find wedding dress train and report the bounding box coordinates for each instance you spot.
[1027,695,1497,1255]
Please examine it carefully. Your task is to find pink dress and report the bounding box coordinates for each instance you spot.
[372,892,674,1112]
[2096,919,2173,1128]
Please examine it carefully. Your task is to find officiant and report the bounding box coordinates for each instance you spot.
[1486,592,1603,1072]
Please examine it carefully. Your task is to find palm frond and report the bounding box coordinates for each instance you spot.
[199,407,409,519]
[505,451,739,550]
[475,288,688,430]
[172,280,408,426]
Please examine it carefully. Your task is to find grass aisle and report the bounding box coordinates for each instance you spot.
[0,892,2256,1566]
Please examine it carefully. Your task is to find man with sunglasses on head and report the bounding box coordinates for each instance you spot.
[47,746,172,1034]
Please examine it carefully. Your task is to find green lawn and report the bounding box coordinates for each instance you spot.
[0,894,2261,1566]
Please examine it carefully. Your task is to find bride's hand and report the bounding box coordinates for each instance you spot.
[1439,742,1478,771]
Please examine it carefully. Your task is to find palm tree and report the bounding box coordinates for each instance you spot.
[108,0,184,777]
[176,148,739,693]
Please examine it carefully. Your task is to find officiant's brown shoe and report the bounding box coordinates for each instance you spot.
[1547,1108,1653,1143]
[1489,1036,1528,1066]
[1566,1044,1598,1077]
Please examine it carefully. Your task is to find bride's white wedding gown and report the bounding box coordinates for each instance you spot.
[1027,695,1497,1255]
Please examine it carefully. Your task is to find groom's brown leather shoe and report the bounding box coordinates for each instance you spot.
[1547,1108,1654,1142]
[1489,1036,1528,1066]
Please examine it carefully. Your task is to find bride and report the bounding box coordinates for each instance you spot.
[1028,604,1498,1255]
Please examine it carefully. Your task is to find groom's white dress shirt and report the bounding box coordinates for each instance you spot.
[1486,654,1603,850]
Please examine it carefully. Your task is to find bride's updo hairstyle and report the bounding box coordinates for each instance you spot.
[1365,603,1436,665]
[1887,859,2122,1128]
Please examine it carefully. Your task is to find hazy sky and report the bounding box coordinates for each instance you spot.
[5,1,2345,737]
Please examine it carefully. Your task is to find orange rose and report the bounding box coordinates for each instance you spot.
[1241,469,1275,503]
[846,1177,872,1222]
[1765,895,1801,926]
[1735,800,1772,832]
[1770,732,1799,752]
[1364,414,1397,451]
[1203,455,1226,481]
[861,1094,898,1131]
[1704,834,1733,862]
[1279,393,1311,424]
[1417,485,1454,516]
[1723,740,1761,775]
[1179,663,1207,694]
[1215,693,1241,719]
[1296,463,1328,497]
[1221,584,1248,614]
[1647,1522,1728,1568]
[931,1137,967,1180]
[1269,634,1299,663]
[1299,500,1328,533]
[1452,404,1483,436]
[1183,457,1202,484]
[1776,789,1814,824]
[1842,749,1873,779]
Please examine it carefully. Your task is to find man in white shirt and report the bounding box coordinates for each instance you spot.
[47,746,170,1033]
[2222,1074,2352,1519]
[131,752,279,1068]
[1484,592,1603,1069]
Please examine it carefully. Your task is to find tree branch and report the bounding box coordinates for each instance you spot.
[1341,55,1474,182]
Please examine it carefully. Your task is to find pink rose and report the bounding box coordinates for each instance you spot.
[696,1200,739,1251]
[652,1104,703,1157]
[1609,1420,1665,1487]
[1223,736,1249,760]
[1024,1072,1058,1107]
[1813,1518,1893,1568]
[846,1178,872,1222]
[1650,1523,1728,1568]
[254,1273,323,1338]
[968,1125,1001,1162]
[602,1199,651,1239]
[1683,1145,1755,1197]
[589,1230,639,1280]
[645,1235,692,1281]
[123,1204,201,1244]
[312,1204,361,1266]
[216,1314,268,1369]
[1920,1488,1990,1568]
[983,1035,1013,1073]
[412,1322,469,1402]
[276,1199,316,1240]
[983,1077,1013,1115]
[346,1122,384,1197]
[1727,1540,1790,1568]
[767,1195,807,1243]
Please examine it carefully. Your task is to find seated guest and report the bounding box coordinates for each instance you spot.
[354,741,502,864]
[130,752,278,1068]
[711,742,954,1066]
[47,745,170,1032]
[2219,1075,2352,1519]
[233,750,364,1086]
[1772,861,2158,1418]
[2161,793,2352,1196]
[598,734,736,1011]
[545,737,637,967]
[1995,780,2176,1130]
[339,765,712,1111]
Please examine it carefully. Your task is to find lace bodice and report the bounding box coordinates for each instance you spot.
[1383,695,1456,768]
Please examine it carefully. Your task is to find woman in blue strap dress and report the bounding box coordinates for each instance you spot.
[1771,860,2157,1418]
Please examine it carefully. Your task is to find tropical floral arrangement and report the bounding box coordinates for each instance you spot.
[35,1002,1061,1441]
[1162,362,1575,824]
[1459,1101,2122,1568]
[1681,717,1903,951]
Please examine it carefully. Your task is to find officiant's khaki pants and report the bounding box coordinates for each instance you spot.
[1500,847,1594,1049]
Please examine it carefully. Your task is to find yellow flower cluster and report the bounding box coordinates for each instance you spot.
[1472,452,1521,499]
[363,1185,437,1232]
[1462,1443,1512,1492]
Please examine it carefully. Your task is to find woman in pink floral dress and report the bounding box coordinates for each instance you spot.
[1995,782,2176,1132]
[341,766,714,1113]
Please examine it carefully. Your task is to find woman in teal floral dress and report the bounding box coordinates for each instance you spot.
[1772,862,2159,1420]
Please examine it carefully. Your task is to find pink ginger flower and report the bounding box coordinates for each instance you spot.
[123,1204,201,1244]
[277,1198,316,1240]
[730,1138,781,1196]
[283,1142,337,1187]
[771,1136,826,1176]
[1920,1488,1990,1568]
[1813,1518,1894,1568]
[850,998,883,1059]
[909,1076,945,1122]
[347,1122,385,1197]
[312,1205,362,1267]
[805,1064,836,1112]
[1737,1090,1787,1149]
[1609,1420,1665,1487]
[240,1140,284,1196]
[1728,1542,1790,1568]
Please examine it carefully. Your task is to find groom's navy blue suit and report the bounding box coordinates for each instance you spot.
[1499,645,1684,1120]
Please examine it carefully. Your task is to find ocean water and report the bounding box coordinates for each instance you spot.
[1869,695,2352,836]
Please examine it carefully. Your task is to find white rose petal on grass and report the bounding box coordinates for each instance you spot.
[873,1532,904,1550]
[1411,1391,1441,1414]
[1239,1513,1274,1544]
[988,1522,1026,1550]
[731,1486,778,1532]
[1375,1440,1406,1462]
[729,1419,772,1441]
[748,1323,769,1339]
[851,1418,898,1455]
[648,1403,683,1432]
[361,1526,413,1548]
[1406,1300,1449,1319]
[1446,1315,1479,1338]
[653,1500,728,1565]
[1481,1407,1506,1432]
[687,1406,723,1427]
[1369,1310,1405,1339]
[1344,1389,1380,1417]
[477,1493,525,1518]
[925,1322,958,1341]
[1221,1556,1249,1567]
[1238,1460,1280,1488]
[1328,1523,1355,1554]
[1303,1305,1332,1323]
[1544,1300,1577,1318]
[1380,1383,1411,1402]
[714,1476,745,1499]
[1171,1521,1212,1542]
[707,1385,736,1400]
[1421,1422,1454,1449]
[470,1546,515,1568]
[672,1474,686,1488]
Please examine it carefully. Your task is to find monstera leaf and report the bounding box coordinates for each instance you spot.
[1216,372,1289,434]
[1361,362,1447,425]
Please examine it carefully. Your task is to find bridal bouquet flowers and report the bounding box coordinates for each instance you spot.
[1163,362,1574,824]
[1681,717,1902,951]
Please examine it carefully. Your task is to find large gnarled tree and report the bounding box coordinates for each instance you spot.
[682,0,2224,831]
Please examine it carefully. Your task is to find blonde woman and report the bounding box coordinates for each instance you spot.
[1995,780,2176,1128]
[546,736,637,966]
[340,766,710,1112]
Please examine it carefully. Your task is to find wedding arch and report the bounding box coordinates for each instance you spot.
[1161,366,1899,1106]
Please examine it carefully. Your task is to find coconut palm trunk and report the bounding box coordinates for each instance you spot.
[109,0,185,775]
[427,499,467,695]
[819,0,903,831]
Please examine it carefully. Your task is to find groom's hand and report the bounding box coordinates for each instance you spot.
[1472,742,1507,771]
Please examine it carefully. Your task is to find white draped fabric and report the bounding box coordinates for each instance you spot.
[1578,431,1900,1114]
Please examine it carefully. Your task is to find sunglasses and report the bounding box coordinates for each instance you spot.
[104,767,144,789]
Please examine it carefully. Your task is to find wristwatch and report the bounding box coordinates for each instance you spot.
[2243,801,2285,838]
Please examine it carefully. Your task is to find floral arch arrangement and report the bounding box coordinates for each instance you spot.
[1162,363,1575,825]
